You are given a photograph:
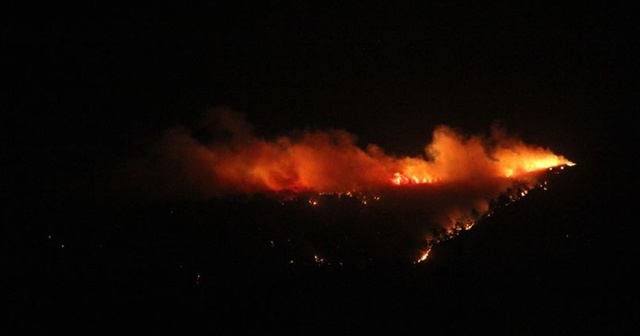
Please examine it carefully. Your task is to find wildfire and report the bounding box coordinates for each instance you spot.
[125,108,576,264]
[143,110,573,196]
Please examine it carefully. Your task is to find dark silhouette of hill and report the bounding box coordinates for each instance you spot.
[5,159,637,334]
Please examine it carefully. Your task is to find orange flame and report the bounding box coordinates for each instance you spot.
[132,108,574,198]
[120,108,576,263]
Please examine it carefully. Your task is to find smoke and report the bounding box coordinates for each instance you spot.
[115,106,573,232]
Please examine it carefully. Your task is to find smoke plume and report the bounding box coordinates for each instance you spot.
[115,106,573,240]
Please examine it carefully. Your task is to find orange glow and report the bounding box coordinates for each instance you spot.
[123,108,577,263]
[142,110,573,197]
[416,248,431,263]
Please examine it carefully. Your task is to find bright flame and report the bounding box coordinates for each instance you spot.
[416,248,431,263]
[134,109,574,198]
[121,108,577,264]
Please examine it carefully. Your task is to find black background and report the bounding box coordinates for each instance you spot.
[4,1,639,333]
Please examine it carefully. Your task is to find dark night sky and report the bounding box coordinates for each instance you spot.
[3,2,640,333]
[5,2,638,190]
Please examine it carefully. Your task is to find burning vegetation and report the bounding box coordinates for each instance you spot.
[120,107,575,263]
